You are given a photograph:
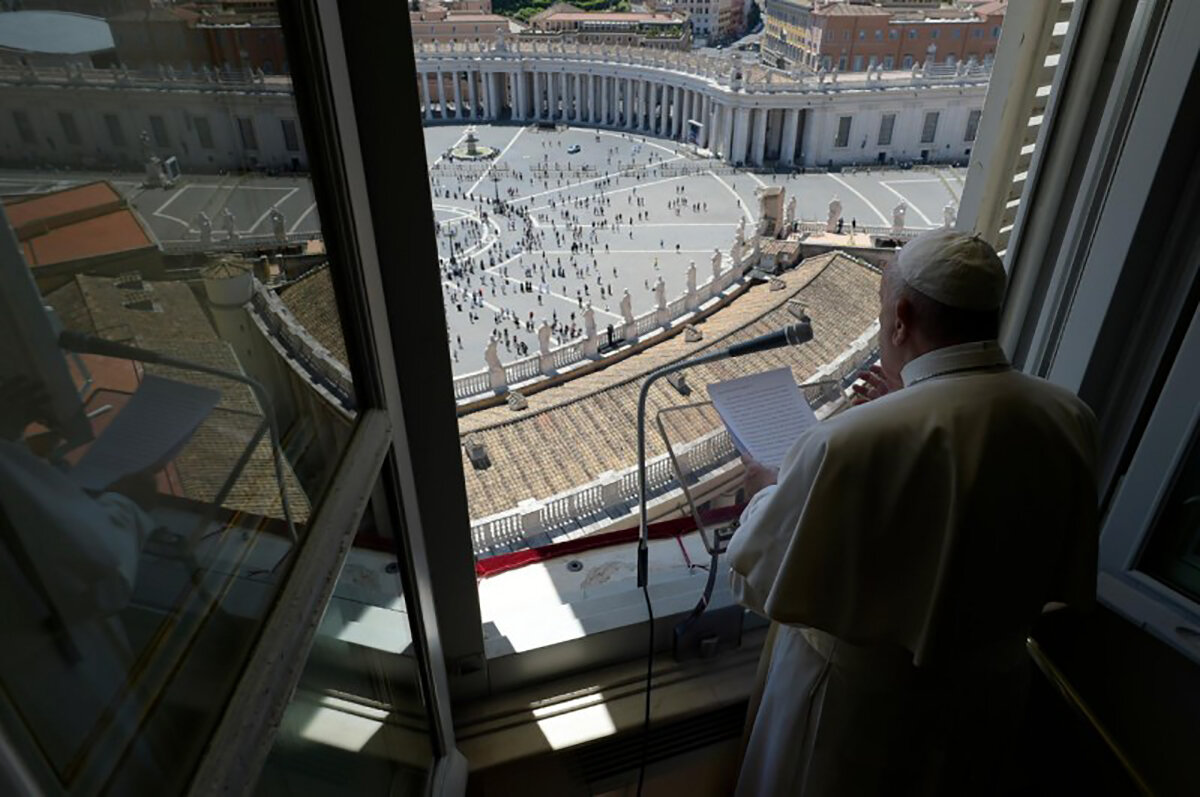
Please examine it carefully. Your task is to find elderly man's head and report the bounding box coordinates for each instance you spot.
[879,229,1006,379]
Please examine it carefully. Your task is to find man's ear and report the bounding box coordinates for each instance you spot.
[892,293,914,346]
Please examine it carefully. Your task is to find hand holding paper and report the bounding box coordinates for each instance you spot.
[707,367,818,470]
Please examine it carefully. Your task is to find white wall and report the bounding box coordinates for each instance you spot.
[799,91,982,166]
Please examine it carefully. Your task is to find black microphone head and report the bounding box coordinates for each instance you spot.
[785,319,813,346]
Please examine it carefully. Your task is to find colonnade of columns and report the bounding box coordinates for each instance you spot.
[415,66,806,168]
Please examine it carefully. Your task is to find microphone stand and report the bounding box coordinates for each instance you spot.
[635,349,733,589]
[636,318,812,588]
[57,331,297,544]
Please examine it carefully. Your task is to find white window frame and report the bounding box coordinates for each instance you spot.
[1097,306,1200,665]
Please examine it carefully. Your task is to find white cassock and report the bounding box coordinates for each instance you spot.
[728,341,1099,797]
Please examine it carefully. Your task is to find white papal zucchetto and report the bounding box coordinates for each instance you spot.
[895,229,1007,312]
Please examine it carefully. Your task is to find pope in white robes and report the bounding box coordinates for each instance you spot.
[728,230,1099,796]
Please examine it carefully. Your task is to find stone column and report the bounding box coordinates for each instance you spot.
[452,71,464,119]
[642,79,652,132]
[436,69,447,119]
[700,100,710,151]
[660,84,670,135]
[674,88,684,139]
[780,107,800,166]
[697,95,709,148]
[420,72,432,121]
[574,73,582,121]
[731,106,750,165]
[513,72,524,120]
[467,70,478,120]
[627,78,636,129]
[722,105,735,161]
[601,75,609,125]
[548,71,557,120]
[750,107,767,166]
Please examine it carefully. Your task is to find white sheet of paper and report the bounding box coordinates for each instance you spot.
[69,374,220,492]
[707,367,818,470]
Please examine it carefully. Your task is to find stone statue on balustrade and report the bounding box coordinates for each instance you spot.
[222,208,239,241]
[583,304,599,357]
[486,338,506,391]
[620,289,635,339]
[892,201,908,234]
[538,321,555,374]
[785,196,796,228]
[494,26,508,52]
[826,196,842,233]
[654,276,669,326]
[943,201,958,229]
[269,207,287,244]
[711,248,723,283]
[196,211,212,246]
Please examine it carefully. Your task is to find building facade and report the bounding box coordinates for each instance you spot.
[109,2,288,72]
[409,5,513,45]
[0,66,306,173]
[0,41,986,174]
[765,0,1007,72]
[409,40,988,167]
[761,0,814,69]
[526,4,692,51]
[670,0,744,43]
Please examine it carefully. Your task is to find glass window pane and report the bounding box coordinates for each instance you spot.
[59,112,82,147]
[1139,431,1200,603]
[254,477,433,795]
[921,111,940,143]
[879,113,895,146]
[0,2,361,791]
[965,109,982,142]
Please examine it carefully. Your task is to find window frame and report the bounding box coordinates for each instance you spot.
[186,0,469,790]
[985,0,1200,665]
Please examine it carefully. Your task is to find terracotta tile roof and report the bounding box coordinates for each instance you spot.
[278,266,350,369]
[457,252,881,519]
[3,181,121,232]
[4,181,154,269]
[23,210,153,267]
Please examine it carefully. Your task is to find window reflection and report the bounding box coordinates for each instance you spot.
[0,1,363,791]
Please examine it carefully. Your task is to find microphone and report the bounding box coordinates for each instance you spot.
[724,319,812,358]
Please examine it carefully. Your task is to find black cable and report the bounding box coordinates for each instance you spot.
[636,582,654,797]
